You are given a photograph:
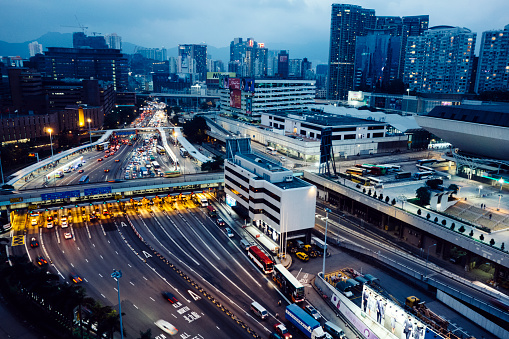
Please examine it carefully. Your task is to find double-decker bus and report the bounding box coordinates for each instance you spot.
[413,171,434,180]
[248,246,274,274]
[79,175,89,184]
[140,167,148,176]
[180,148,189,157]
[272,264,305,303]
[55,170,64,178]
[350,174,370,186]
[346,168,366,176]
[151,161,160,169]
[395,171,412,179]
[96,141,110,151]
[207,205,217,217]
[157,145,166,155]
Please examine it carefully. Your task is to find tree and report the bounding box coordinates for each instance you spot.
[480,234,484,241]
[490,238,495,246]
[469,230,474,237]
[201,156,224,171]
[183,116,210,144]
[434,216,439,223]
[368,189,372,196]
[502,243,505,251]
[426,179,443,190]
[426,213,431,220]
[170,114,180,126]
[448,184,459,194]
[417,209,422,216]
[363,188,366,194]
[450,223,455,231]
[379,194,384,200]
[391,198,396,205]
[442,219,447,226]
[416,187,431,205]
[373,192,377,199]
[139,329,154,339]
[458,225,466,233]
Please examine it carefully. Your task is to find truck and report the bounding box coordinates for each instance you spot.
[285,304,329,339]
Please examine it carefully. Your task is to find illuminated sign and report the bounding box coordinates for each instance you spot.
[226,194,237,207]
[207,72,236,80]
[78,107,85,127]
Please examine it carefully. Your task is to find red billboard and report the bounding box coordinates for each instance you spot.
[230,90,241,109]
[229,78,241,90]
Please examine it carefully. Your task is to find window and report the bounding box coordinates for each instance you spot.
[344,134,356,140]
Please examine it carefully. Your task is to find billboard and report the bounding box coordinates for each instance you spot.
[229,77,241,90]
[246,96,253,115]
[219,74,230,89]
[230,90,241,109]
[207,72,236,80]
[241,78,255,92]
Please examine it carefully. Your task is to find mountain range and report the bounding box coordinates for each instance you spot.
[0,32,328,67]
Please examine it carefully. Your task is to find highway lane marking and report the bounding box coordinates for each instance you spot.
[99,221,106,236]
[114,288,118,292]
[101,294,106,298]
[85,259,89,262]
[92,243,96,247]
[128,263,132,267]
[143,276,147,280]
[85,222,91,238]
[70,263,74,267]
[99,273,103,278]
[130,281,134,286]
[100,255,104,259]
[70,225,76,241]
[55,228,60,244]
[133,304,138,309]
[115,251,119,255]
[40,228,53,264]
[150,297,155,301]
[77,247,80,251]
[52,264,64,279]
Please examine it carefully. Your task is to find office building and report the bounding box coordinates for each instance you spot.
[354,29,401,91]
[224,152,317,244]
[42,47,129,92]
[73,32,108,49]
[266,50,279,77]
[229,38,268,78]
[301,58,312,80]
[288,59,301,79]
[327,4,376,101]
[277,50,289,79]
[135,47,167,61]
[404,26,476,94]
[218,79,315,119]
[105,33,122,50]
[475,25,509,93]
[28,41,43,57]
[178,44,207,81]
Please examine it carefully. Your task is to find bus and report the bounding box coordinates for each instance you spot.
[350,174,370,186]
[272,264,305,303]
[248,246,274,274]
[192,193,208,207]
[151,161,160,169]
[96,142,110,151]
[180,148,189,157]
[368,176,383,188]
[140,167,148,176]
[385,165,401,172]
[164,171,181,178]
[79,175,89,184]
[416,164,435,172]
[346,168,366,176]
[395,171,412,179]
[266,147,277,155]
[157,145,166,155]
[413,171,434,180]
[417,159,436,166]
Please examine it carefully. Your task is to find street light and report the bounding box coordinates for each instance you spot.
[478,185,483,197]
[111,269,124,339]
[499,178,504,191]
[498,194,502,211]
[322,208,331,278]
[87,119,92,146]
[425,243,437,279]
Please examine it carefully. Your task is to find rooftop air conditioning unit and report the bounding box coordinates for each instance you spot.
[285,176,293,182]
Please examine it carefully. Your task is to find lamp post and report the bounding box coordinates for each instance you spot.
[47,128,55,187]
[87,119,92,147]
[498,194,502,211]
[322,208,331,278]
[478,185,483,197]
[426,243,437,279]
[499,178,504,191]
[111,269,124,339]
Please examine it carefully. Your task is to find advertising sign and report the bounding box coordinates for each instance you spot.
[226,194,237,207]
[241,78,255,92]
[246,96,253,115]
[41,190,81,201]
[229,78,241,90]
[207,72,236,80]
[230,90,241,109]
[219,74,230,89]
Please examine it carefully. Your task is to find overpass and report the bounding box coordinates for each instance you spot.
[202,116,234,143]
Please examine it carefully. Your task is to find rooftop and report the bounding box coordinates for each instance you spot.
[237,153,288,172]
[267,110,386,128]
[426,104,509,128]
[273,177,312,189]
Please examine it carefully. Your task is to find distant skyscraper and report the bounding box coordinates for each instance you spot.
[301,58,312,79]
[327,4,375,100]
[178,44,207,81]
[105,33,122,50]
[267,50,279,77]
[229,38,267,78]
[475,24,509,93]
[277,50,289,79]
[73,32,108,49]
[354,29,401,91]
[136,47,167,61]
[289,59,301,79]
[28,41,43,57]
[404,26,476,94]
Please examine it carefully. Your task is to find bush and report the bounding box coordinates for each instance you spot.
[451,223,455,231]
[469,230,474,237]
[373,193,377,199]
[379,194,384,200]
[441,219,447,226]
[391,198,396,205]
[417,209,422,216]
[416,187,431,205]
[434,217,439,223]
[363,188,366,194]
[448,184,459,194]
[458,225,465,233]
[490,238,495,246]
[502,243,505,251]
[426,213,431,220]
[368,189,372,196]
[480,234,484,241]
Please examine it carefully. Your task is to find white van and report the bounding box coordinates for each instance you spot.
[240,239,251,251]
[324,321,345,339]
[251,301,268,320]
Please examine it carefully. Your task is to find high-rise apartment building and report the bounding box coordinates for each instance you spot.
[135,47,167,61]
[73,32,108,49]
[301,58,312,79]
[288,59,301,79]
[105,33,122,50]
[229,38,268,78]
[178,44,207,81]
[327,4,375,100]
[28,41,43,57]
[404,26,476,94]
[475,24,509,93]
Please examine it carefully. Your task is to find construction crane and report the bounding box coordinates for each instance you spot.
[61,15,88,33]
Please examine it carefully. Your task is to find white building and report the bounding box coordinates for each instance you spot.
[105,33,122,50]
[404,26,476,94]
[28,41,43,57]
[224,153,316,244]
[219,79,316,119]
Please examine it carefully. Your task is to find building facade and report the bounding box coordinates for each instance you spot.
[135,47,167,61]
[105,33,122,50]
[224,153,317,244]
[327,4,376,101]
[229,38,268,78]
[475,25,509,93]
[404,26,476,94]
[178,44,207,81]
[73,32,108,49]
[28,41,43,57]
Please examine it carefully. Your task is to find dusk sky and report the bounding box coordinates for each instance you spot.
[2,0,508,49]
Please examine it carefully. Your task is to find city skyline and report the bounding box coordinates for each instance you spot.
[1,0,508,51]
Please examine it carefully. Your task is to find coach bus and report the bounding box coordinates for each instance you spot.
[416,164,435,173]
[151,161,160,169]
[156,145,166,155]
[417,159,436,166]
[248,246,274,274]
[79,175,89,184]
[164,170,181,178]
[395,171,412,179]
[346,168,366,176]
[192,193,208,207]
[180,148,189,157]
[266,147,277,155]
[272,264,305,303]
[413,171,434,180]
[350,174,370,186]
[96,142,110,151]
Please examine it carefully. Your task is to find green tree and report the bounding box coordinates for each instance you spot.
[502,243,505,251]
[201,156,224,171]
[139,329,154,339]
[490,238,495,246]
[183,116,209,143]
[391,198,396,205]
[417,209,422,216]
[416,187,431,205]
[448,184,459,194]
[426,178,443,190]
[171,114,180,126]
[469,230,474,237]
[442,219,447,226]
[480,234,485,241]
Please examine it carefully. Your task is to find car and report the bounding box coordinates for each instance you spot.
[162,292,178,304]
[304,305,320,321]
[64,232,73,240]
[61,220,68,228]
[70,272,82,284]
[97,158,103,162]
[115,159,120,162]
[274,323,292,339]
[31,218,37,226]
[295,252,309,262]
[46,221,53,228]
[78,169,84,173]
[216,218,225,226]
[224,227,234,238]
[30,237,39,248]
[154,319,178,336]
[104,155,108,158]
[36,256,48,266]
[46,215,53,222]
[104,169,110,173]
